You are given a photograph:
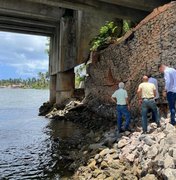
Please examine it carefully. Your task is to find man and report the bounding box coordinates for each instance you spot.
[111,82,130,133]
[137,76,160,133]
[148,74,159,100]
[148,74,160,121]
[158,64,176,125]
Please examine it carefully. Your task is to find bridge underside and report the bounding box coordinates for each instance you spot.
[0,0,171,104]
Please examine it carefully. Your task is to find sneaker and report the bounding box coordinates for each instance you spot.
[142,131,148,134]
[157,123,161,128]
[119,129,125,133]
[124,128,132,132]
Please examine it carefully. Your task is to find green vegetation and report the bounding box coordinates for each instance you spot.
[0,72,49,89]
[89,20,135,51]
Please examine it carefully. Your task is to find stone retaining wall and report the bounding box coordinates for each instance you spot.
[84,2,176,119]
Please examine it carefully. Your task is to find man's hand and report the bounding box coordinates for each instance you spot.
[111,97,117,104]
[138,99,142,106]
[162,90,167,98]
[127,105,130,110]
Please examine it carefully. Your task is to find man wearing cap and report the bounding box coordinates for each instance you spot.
[137,76,160,133]
[111,82,131,133]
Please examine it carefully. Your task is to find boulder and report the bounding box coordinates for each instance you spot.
[141,174,158,180]
[163,123,176,135]
[99,148,110,157]
[147,145,158,159]
[117,139,128,148]
[163,168,176,180]
[164,154,175,169]
[126,153,135,162]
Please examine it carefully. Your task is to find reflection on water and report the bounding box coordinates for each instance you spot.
[0,89,84,179]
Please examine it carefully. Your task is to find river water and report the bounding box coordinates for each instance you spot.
[0,88,83,179]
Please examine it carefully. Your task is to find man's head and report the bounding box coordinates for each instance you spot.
[119,82,124,89]
[158,64,166,73]
[143,75,148,82]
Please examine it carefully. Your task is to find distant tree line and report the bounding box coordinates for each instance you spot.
[0,72,49,89]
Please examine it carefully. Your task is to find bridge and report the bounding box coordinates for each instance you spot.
[0,0,171,104]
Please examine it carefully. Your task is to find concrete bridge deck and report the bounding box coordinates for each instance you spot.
[0,0,171,104]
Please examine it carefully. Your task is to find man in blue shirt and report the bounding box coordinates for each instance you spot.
[158,64,176,125]
[111,82,131,133]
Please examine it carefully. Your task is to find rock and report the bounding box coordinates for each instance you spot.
[143,144,149,153]
[88,160,97,171]
[92,169,102,178]
[147,145,158,159]
[143,136,155,146]
[117,139,128,148]
[126,153,135,162]
[97,173,106,179]
[111,153,119,159]
[109,160,121,169]
[105,177,114,180]
[86,130,95,139]
[168,148,174,157]
[84,173,92,180]
[164,154,175,168]
[104,154,113,164]
[150,123,157,129]
[89,143,104,151]
[99,148,110,157]
[173,149,176,159]
[165,133,176,146]
[103,137,117,147]
[141,174,158,180]
[124,131,131,136]
[163,123,176,135]
[94,154,100,160]
[156,132,166,143]
[109,149,117,154]
[101,161,108,169]
[155,154,164,167]
[163,168,176,180]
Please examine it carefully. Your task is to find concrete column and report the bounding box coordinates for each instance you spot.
[56,69,75,105]
[49,75,56,103]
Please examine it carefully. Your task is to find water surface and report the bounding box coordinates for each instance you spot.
[0,88,82,179]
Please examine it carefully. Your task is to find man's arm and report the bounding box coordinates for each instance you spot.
[137,86,142,105]
[137,87,142,99]
[164,72,170,92]
[111,97,117,104]
[125,97,130,110]
[153,89,156,97]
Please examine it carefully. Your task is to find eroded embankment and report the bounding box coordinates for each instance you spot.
[40,100,176,180]
[84,1,176,119]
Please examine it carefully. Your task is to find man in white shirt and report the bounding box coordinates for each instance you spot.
[158,64,176,125]
[111,82,131,133]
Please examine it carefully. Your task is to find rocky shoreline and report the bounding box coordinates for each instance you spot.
[39,101,176,180]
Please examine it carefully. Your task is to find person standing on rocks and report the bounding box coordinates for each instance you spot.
[158,64,176,125]
[137,76,160,133]
[111,82,131,133]
[148,74,160,121]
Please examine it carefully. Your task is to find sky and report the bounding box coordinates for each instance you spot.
[0,32,49,80]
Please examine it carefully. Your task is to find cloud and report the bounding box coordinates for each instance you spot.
[0,32,49,79]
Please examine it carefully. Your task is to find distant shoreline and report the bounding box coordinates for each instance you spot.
[0,86,49,90]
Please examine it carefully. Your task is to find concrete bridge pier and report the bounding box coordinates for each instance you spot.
[49,75,57,104]
[56,70,75,105]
